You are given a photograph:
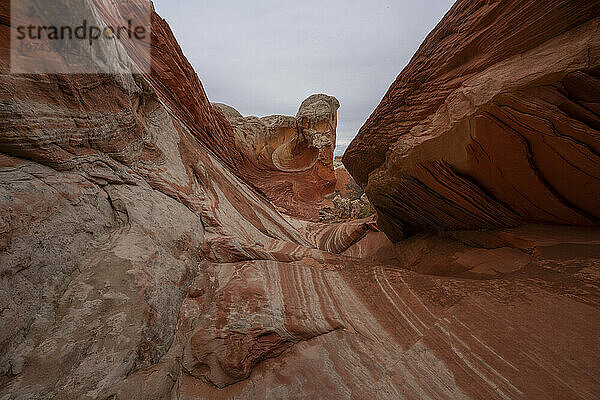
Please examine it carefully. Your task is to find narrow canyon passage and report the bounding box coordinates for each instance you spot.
[1,0,599,399]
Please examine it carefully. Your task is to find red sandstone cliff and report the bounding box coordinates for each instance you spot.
[93,0,337,219]
[91,0,245,171]
[344,0,600,241]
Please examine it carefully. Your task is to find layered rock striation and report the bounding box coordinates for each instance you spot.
[343,0,600,241]
[94,0,335,220]
[0,0,599,399]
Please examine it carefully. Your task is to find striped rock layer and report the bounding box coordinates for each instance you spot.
[0,1,599,399]
[343,0,600,241]
[214,95,340,220]
[93,0,337,220]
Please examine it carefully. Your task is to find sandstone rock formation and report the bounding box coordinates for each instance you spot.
[1,0,599,399]
[95,0,334,220]
[91,0,246,172]
[214,94,340,219]
[343,0,600,241]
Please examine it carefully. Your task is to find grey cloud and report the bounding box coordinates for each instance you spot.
[153,0,455,145]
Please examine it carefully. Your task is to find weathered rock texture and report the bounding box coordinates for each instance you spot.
[1,0,599,399]
[214,95,340,219]
[343,0,600,241]
[91,0,245,171]
[95,0,335,221]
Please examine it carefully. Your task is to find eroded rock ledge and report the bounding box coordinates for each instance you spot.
[343,0,600,241]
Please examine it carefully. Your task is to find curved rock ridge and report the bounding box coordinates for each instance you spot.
[214,94,340,219]
[1,0,600,399]
[343,0,600,241]
[96,0,340,220]
[90,0,247,172]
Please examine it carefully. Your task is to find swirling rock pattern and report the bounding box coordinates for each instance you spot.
[0,0,599,399]
[343,0,600,241]
[94,0,335,220]
[214,94,340,219]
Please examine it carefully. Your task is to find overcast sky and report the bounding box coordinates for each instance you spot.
[153,0,455,152]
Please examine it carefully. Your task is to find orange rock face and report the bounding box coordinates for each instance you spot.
[343,0,600,241]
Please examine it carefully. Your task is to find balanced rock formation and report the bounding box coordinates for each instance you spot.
[1,0,600,399]
[214,94,340,219]
[343,0,600,241]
